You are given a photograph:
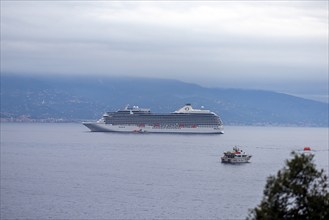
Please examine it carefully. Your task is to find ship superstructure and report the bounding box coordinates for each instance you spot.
[83,104,224,134]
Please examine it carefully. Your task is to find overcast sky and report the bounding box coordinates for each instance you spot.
[1,1,328,101]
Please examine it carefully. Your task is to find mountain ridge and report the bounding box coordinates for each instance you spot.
[1,74,328,127]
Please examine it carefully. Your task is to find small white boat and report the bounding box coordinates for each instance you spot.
[221,146,252,163]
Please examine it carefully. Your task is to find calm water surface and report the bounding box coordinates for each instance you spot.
[1,123,328,219]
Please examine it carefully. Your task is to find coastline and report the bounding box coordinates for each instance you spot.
[1,118,328,128]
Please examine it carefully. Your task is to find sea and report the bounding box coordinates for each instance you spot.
[1,123,328,220]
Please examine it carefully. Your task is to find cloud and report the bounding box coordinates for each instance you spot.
[1,1,328,100]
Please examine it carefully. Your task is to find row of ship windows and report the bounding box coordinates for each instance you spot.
[110,114,217,118]
[105,117,220,123]
[114,124,219,128]
[106,120,220,125]
[111,112,215,116]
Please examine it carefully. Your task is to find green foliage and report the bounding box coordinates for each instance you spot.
[248,152,329,220]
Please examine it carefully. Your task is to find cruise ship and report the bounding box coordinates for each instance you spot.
[83,104,224,134]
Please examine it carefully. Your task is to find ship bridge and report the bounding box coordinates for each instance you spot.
[174,104,211,114]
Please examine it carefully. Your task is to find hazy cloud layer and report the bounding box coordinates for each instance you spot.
[1,1,328,101]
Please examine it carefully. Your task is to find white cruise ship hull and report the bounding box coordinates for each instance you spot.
[83,122,224,134]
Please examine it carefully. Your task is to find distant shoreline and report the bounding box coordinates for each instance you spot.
[1,118,328,128]
[0,118,81,123]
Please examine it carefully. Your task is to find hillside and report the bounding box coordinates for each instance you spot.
[1,74,328,126]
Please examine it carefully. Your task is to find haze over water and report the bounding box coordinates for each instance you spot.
[1,123,328,219]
